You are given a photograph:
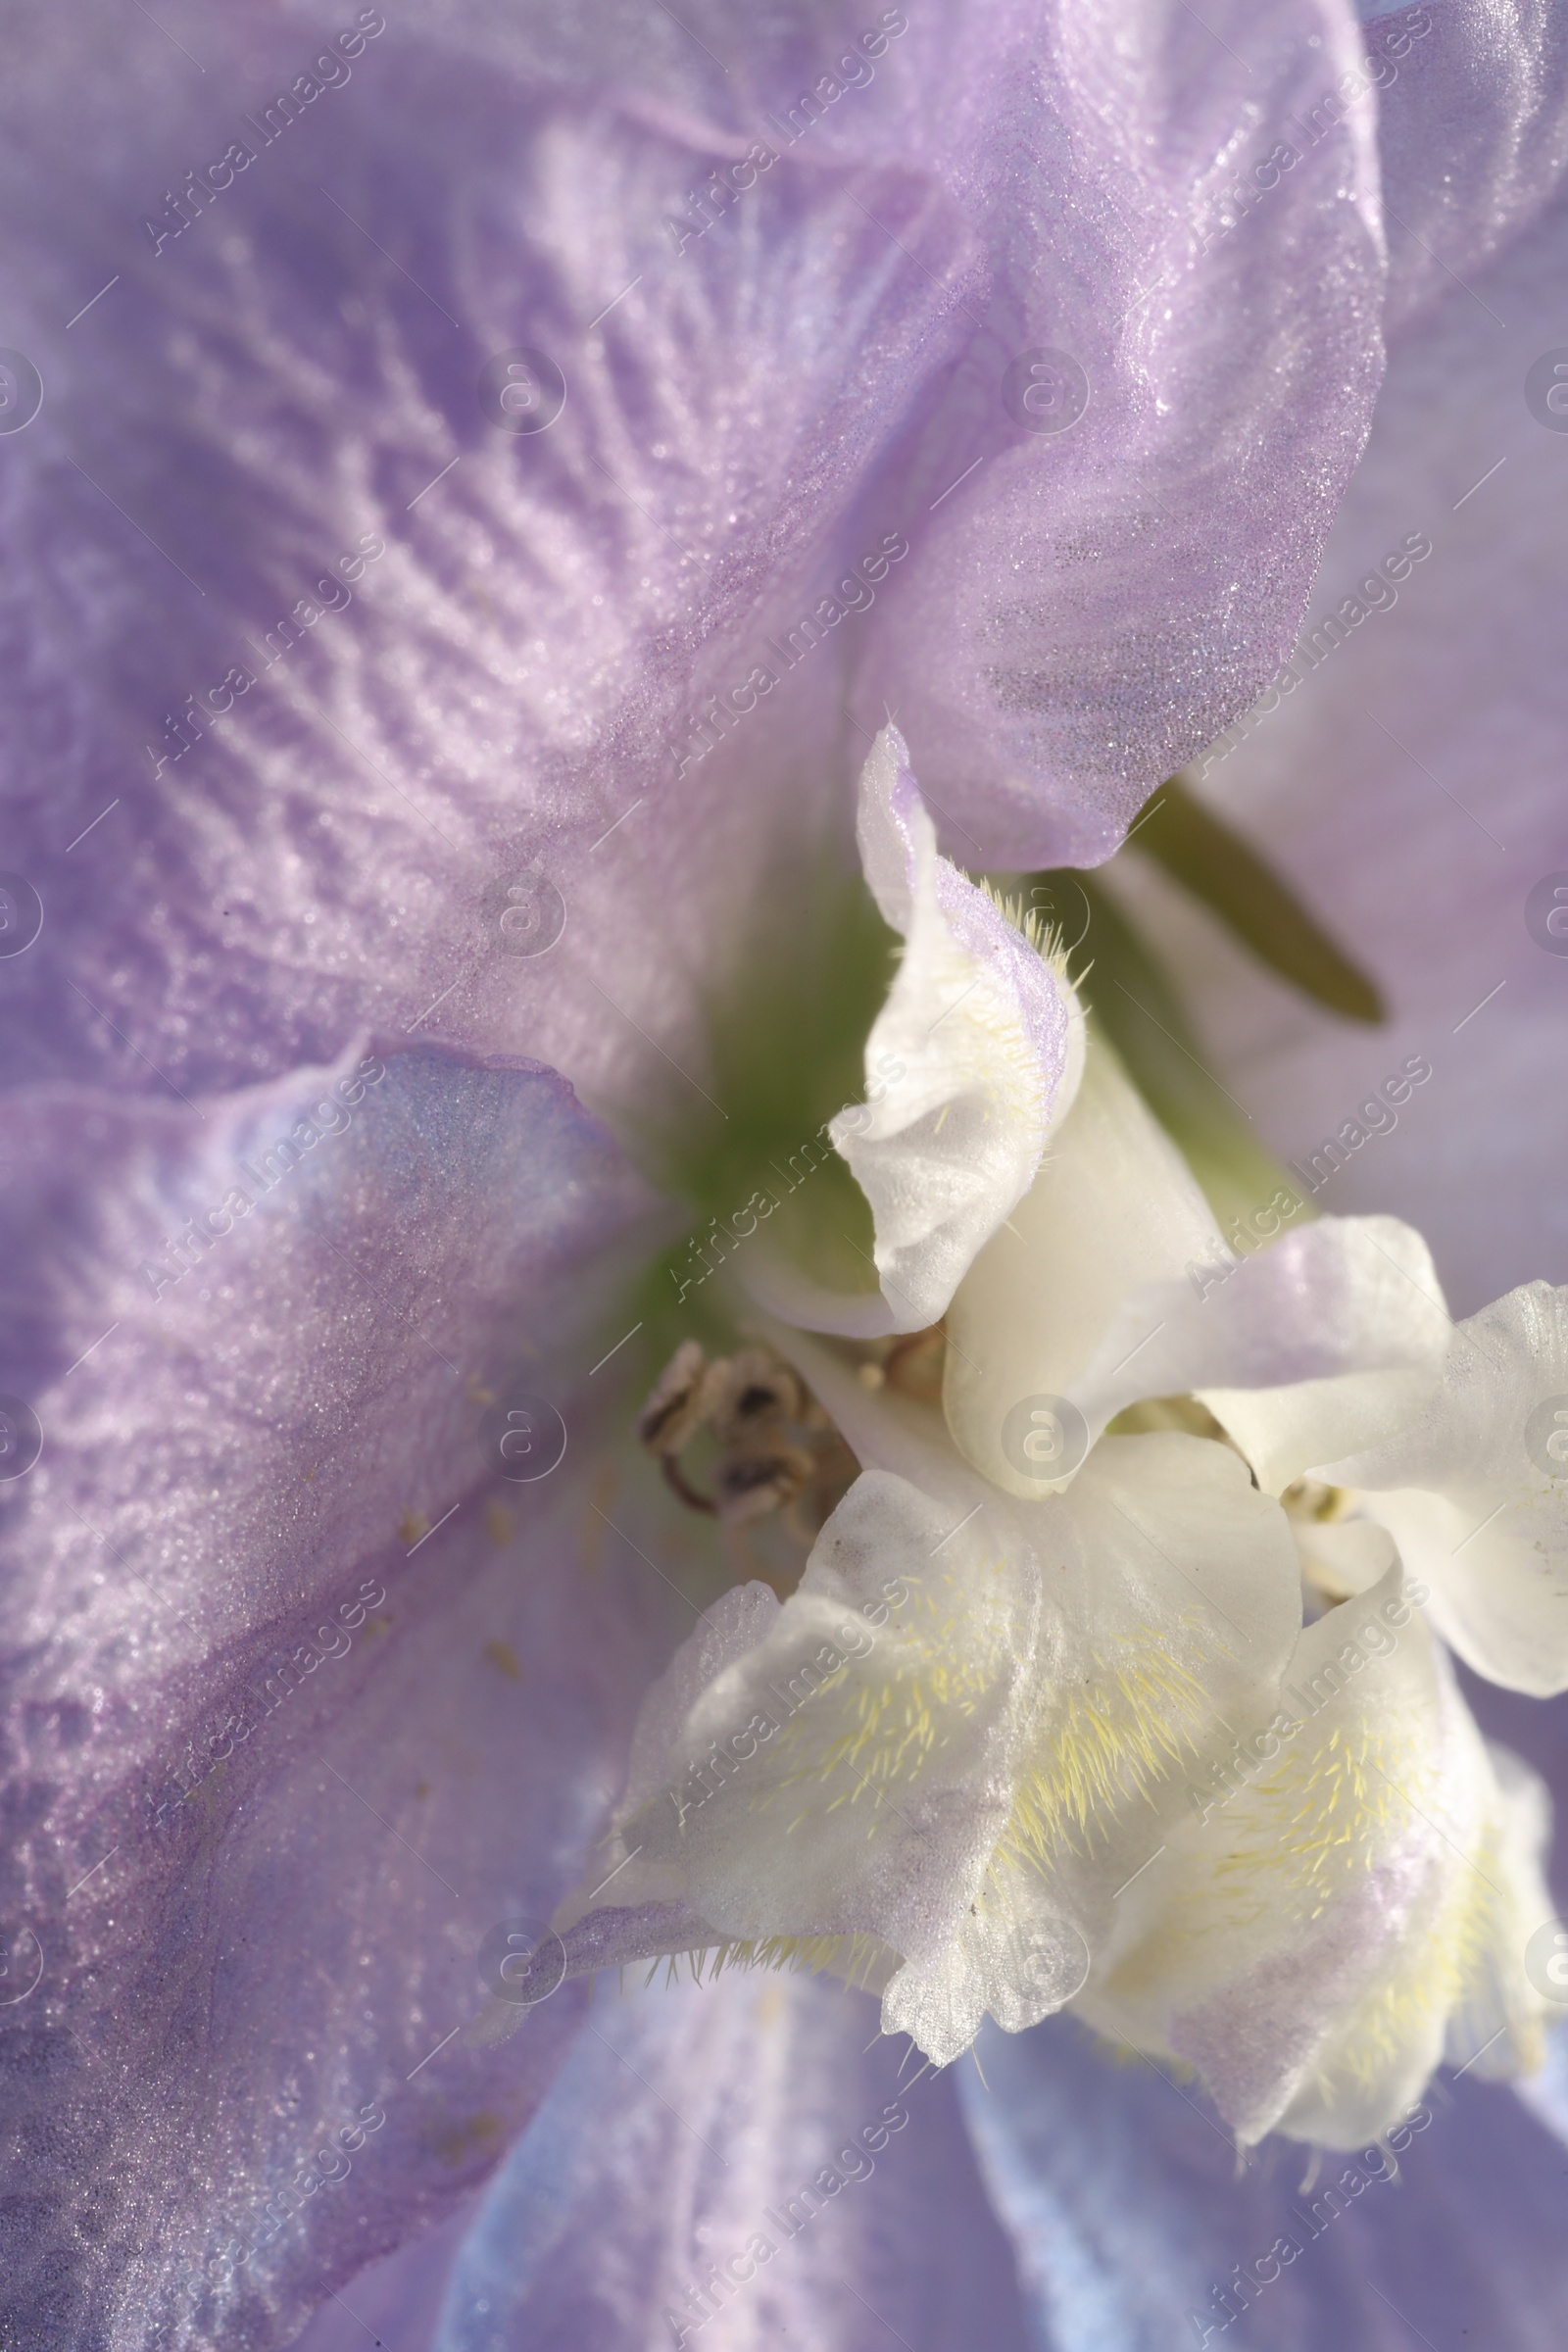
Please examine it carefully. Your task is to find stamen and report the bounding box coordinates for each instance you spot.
[882,1325,946,1403]
[637,1341,851,1550]
[711,1441,815,1527]
[636,1339,717,1454]
[1280,1478,1354,1525]
[1105,1395,1231,1443]
[660,1454,718,1516]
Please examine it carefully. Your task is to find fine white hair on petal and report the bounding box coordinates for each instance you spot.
[751,723,1083,1338]
[1077,1566,1555,2150]
[564,1410,1304,2073]
[615,1466,1043,1976]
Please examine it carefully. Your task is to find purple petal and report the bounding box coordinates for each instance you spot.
[1373,0,1568,333]
[855,0,1388,866]
[1165,174,1568,1313]
[964,2009,1568,2352]
[0,4,988,1102]
[283,2198,480,2352]
[7,0,1478,1110]
[1451,1667,1568,1905]
[0,1046,672,2346]
[431,1968,1033,2352]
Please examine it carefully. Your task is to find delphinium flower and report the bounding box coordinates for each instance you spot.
[2,5,1568,2352]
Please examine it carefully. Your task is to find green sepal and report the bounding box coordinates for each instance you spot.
[1129,774,1385,1025]
[612,827,893,1376]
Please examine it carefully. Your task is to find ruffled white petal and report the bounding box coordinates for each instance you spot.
[942,1041,1220,1494]
[604,1467,1040,1982]
[752,724,1083,1337]
[1076,1566,1554,2148]
[569,1379,1303,2070]
[880,1432,1304,2066]
[943,1040,1449,1500]
[555,1579,782,1927]
[1321,1282,1568,1695]
[1183,1220,1450,1494]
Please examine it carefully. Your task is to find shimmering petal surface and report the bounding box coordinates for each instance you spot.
[0,1047,669,2347]
[964,2005,1568,2352]
[431,1968,1033,2352]
[857,0,1388,866]
[6,3,1568,2346]
[1158,174,1568,1312]
[0,3,982,1106]
[4,0,1411,1120]
[1373,0,1568,333]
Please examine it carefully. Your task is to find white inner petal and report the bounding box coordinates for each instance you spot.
[1321,1281,1568,1695]
[574,1393,1304,2072]
[943,1039,1221,1496]
[945,1036,1452,1502]
[750,722,1083,1337]
[1076,1565,1553,2148]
